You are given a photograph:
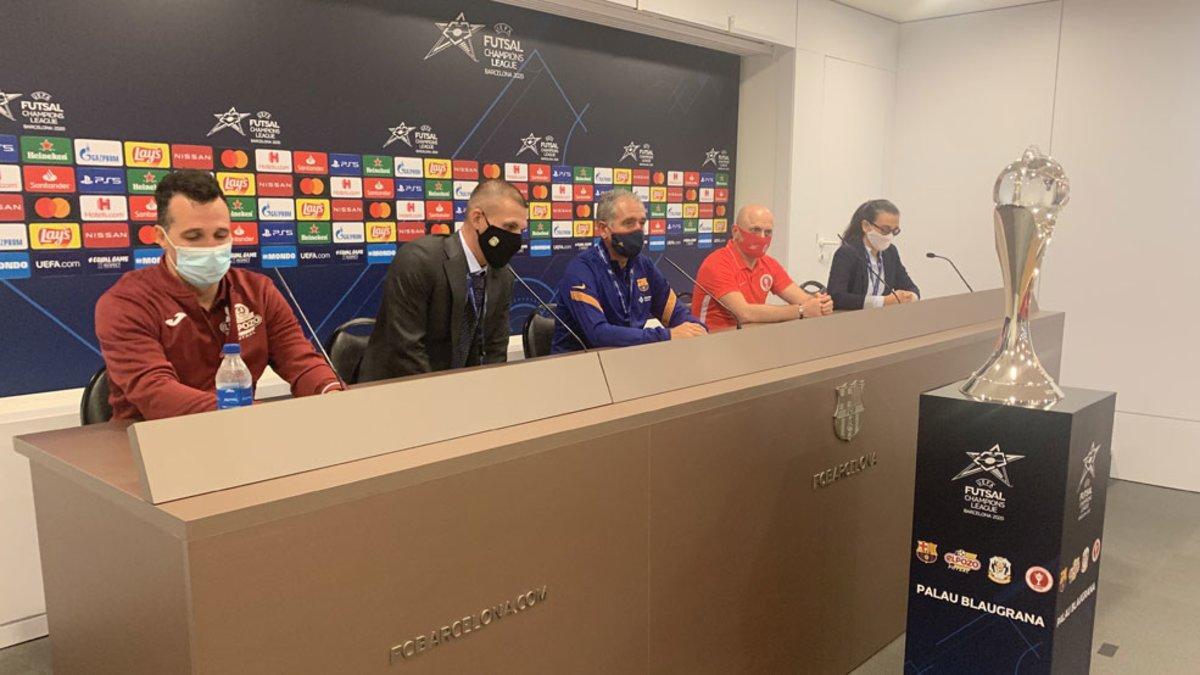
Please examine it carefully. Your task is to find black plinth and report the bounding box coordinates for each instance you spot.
[903,382,1116,674]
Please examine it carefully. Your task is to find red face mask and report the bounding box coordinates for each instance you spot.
[735,228,770,259]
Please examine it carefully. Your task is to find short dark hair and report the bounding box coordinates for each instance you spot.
[155,170,223,228]
[841,199,900,244]
[467,178,526,211]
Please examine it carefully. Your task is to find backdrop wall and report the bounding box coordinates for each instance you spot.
[0,0,739,398]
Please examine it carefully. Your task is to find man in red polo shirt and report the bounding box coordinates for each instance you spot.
[691,204,833,331]
[95,170,342,420]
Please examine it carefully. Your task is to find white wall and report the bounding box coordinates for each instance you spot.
[888,0,1200,491]
[786,0,900,283]
[1044,0,1200,489]
[889,1,1061,299]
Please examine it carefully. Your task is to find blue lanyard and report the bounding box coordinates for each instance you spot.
[466,271,486,364]
[597,243,636,326]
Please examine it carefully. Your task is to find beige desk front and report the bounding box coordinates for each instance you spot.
[14,292,1065,674]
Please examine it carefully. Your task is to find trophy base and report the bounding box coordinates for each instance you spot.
[961,344,1064,409]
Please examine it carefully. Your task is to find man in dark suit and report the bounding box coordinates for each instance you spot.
[359,179,527,380]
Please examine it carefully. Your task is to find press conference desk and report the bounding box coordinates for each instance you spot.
[14,290,1063,674]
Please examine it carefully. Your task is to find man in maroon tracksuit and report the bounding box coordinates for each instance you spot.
[95,170,341,420]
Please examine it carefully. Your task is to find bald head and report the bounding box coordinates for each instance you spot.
[735,204,774,230]
[468,178,525,212]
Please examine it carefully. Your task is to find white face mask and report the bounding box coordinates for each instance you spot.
[866,229,894,252]
[160,226,232,288]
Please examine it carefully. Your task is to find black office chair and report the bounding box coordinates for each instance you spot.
[676,291,692,308]
[522,305,558,359]
[800,280,827,294]
[80,367,112,426]
[325,318,375,385]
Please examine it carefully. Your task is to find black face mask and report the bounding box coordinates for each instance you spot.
[609,228,644,258]
[478,215,522,268]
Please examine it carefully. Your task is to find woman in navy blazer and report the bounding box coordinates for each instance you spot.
[827,199,920,310]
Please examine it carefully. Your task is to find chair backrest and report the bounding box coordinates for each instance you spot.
[800,280,827,294]
[80,367,112,426]
[326,318,376,385]
[522,305,558,359]
[676,291,693,308]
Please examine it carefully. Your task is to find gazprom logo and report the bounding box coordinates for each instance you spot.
[258,198,295,221]
[74,139,124,167]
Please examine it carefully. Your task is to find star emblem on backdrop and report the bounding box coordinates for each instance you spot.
[517,133,541,156]
[207,107,251,137]
[952,444,1026,488]
[425,12,485,62]
[0,91,22,122]
[620,141,639,162]
[384,122,415,148]
[703,148,719,166]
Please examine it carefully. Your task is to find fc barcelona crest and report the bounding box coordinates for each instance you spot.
[833,379,866,441]
[915,540,938,564]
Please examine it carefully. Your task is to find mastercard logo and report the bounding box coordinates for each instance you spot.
[34,197,71,219]
[531,184,549,200]
[652,171,666,185]
[137,225,158,245]
[686,188,698,201]
[482,163,502,179]
[430,223,451,235]
[299,177,326,195]
[368,202,392,219]
[220,149,250,169]
[575,203,592,219]
[716,205,727,217]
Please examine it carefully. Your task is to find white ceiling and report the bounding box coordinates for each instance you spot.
[835,0,1053,22]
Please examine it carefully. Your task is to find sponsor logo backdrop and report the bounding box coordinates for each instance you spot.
[0,0,737,396]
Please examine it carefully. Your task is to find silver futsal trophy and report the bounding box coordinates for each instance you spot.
[961,146,1069,408]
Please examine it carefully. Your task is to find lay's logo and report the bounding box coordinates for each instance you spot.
[218,172,255,196]
[296,199,330,220]
[124,142,170,168]
[30,223,81,250]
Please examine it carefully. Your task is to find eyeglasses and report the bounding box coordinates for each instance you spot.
[869,222,901,237]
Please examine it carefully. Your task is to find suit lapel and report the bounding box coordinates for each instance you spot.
[443,236,468,358]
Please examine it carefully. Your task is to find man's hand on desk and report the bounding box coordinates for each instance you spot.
[801,293,834,318]
[670,323,708,340]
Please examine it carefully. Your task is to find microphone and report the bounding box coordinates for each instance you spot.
[837,234,901,305]
[926,252,974,292]
[662,256,741,329]
[508,268,589,352]
[272,268,347,390]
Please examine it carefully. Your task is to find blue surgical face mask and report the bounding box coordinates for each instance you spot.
[160,226,232,288]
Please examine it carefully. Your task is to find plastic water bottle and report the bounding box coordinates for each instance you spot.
[215,343,253,409]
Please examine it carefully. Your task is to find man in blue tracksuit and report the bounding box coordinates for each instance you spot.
[552,189,707,353]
